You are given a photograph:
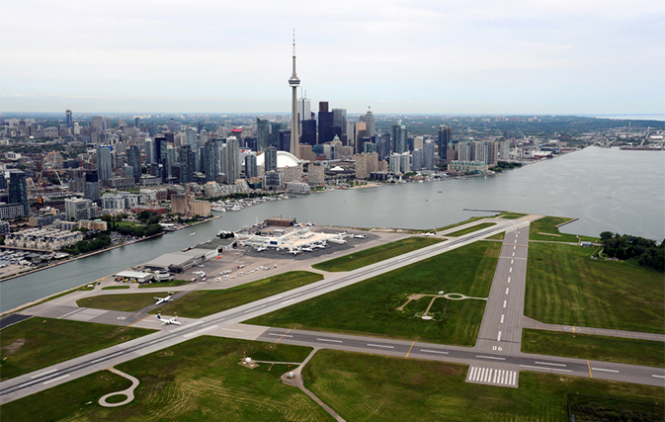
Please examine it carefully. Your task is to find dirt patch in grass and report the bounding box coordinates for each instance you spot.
[2,339,26,355]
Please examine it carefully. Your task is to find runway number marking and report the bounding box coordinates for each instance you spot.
[492,346,503,351]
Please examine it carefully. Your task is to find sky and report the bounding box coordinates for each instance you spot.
[1,0,663,115]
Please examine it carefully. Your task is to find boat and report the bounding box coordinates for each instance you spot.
[190,232,196,236]
[230,204,241,212]
[211,206,226,212]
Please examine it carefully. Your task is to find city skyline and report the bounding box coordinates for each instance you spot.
[1,0,663,115]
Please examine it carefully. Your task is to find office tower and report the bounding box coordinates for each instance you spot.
[154,135,168,164]
[127,145,141,183]
[270,122,282,148]
[6,170,29,216]
[179,145,194,184]
[377,134,391,161]
[144,139,155,164]
[392,123,407,154]
[91,116,105,134]
[150,163,163,181]
[225,136,240,183]
[357,137,371,154]
[333,108,347,136]
[279,130,292,152]
[265,147,278,172]
[84,171,100,203]
[65,110,73,129]
[298,96,311,124]
[301,119,317,146]
[197,121,204,133]
[363,142,376,153]
[423,140,435,170]
[412,149,423,172]
[487,141,499,166]
[203,139,219,182]
[354,121,367,154]
[135,117,141,128]
[96,145,112,185]
[256,118,270,151]
[245,154,257,179]
[198,147,205,172]
[414,136,424,151]
[166,147,177,177]
[438,125,452,162]
[288,32,301,159]
[186,127,197,148]
[365,109,375,137]
[318,102,334,144]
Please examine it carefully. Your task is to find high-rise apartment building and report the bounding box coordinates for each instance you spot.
[203,139,219,182]
[423,140,435,170]
[144,139,155,164]
[96,145,112,185]
[225,136,240,183]
[179,145,195,184]
[412,149,423,172]
[6,170,29,216]
[487,140,499,166]
[392,123,407,154]
[91,116,105,134]
[256,118,270,151]
[185,127,197,148]
[264,147,278,173]
[127,145,142,183]
[245,154,257,179]
[84,171,100,203]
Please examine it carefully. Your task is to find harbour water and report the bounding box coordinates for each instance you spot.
[1,146,663,312]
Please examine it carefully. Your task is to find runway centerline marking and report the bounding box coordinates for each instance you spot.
[476,355,505,360]
[31,368,58,379]
[520,365,572,373]
[420,349,448,354]
[500,314,504,324]
[316,338,342,343]
[503,300,507,308]
[509,267,513,273]
[535,362,567,367]
[591,367,619,373]
[652,375,665,379]
[43,374,70,385]
[505,287,509,295]
[507,277,511,283]
[497,331,502,342]
[367,344,394,349]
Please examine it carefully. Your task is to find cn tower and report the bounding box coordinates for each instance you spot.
[288,30,300,159]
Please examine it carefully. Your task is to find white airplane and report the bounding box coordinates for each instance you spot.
[157,313,181,325]
[354,234,366,239]
[301,247,313,252]
[288,249,300,255]
[424,232,436,236]
[154,292,173,305]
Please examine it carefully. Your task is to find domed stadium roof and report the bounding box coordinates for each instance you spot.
[256,150,301,168]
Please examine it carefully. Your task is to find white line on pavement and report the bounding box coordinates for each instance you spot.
[219,328,243,332]
[509,267,513,273]
[512,252,515,256]
[520,365,572,372]
[652,375,665,379]
[503,300,507,308]
[43,374,70,385]
[367,344,394,349]
[535,362,567,367]
[183,325,219,339]
[316,338,343,343]
[591,367,620,373]
[31,368,58,378]
[268,333,293,337]
[507,277,511,283]
[500,314,504,323]
[280,299,294,305]
[170,321,203,333]
[511,259,514,264]
[506,287,509,295]
[420,349,449,354]
[497,331,502,341]
[266,295,283,302]
[476,355,505,360]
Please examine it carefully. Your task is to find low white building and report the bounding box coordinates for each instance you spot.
[5,228,83,250]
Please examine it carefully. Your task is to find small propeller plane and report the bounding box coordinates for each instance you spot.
[156,313,181,325]
[154,292,173,305]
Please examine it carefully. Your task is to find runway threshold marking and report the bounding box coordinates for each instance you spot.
[405,341,415,358]
[587,360,593,378]
[273,329,292,343]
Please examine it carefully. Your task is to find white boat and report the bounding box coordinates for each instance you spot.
[230,204,241,212]
[211,206,226,212]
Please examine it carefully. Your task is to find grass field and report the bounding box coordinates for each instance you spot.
[0,318,154,380]
[149,271,324,318]
[522,329,665,368]
[487,232,505,240]
[525,242,664,334]
[436,215,497,232]
[312,237,441,272]
[248,241,501,346]
[499,212,526,219]
[76,292,160,312]
[528,216,600,243]
[446,222,496,237]
[102,285,130,290]
[138,279,191,288]
[302,350,665,422]
[0,337,334,422]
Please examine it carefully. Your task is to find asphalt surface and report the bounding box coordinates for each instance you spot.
[1,218,664,405]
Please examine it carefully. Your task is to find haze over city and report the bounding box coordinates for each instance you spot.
[2,0,663,115]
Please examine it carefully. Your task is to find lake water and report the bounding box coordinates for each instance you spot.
[1,146,663,312]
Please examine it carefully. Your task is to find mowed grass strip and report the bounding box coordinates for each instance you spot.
[77,292,159,312]
[302,350,665,422]
[446,222,496,237]
[499,212,526,219]
[522,329,665,368]
[138,279,191,288]
[248,241,501,346]
[312,237,441,272]
[529,216,584,242]
[525,242,664,334]
[101,285,130,290]
[436,215,497,232]
[149,271,323,318]
[1,337,334,422]
[0,317,154,380]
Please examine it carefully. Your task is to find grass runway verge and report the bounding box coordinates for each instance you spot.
[0,337,334,422]
[522,329,665,368]
[76,292,161,312]
[446,222,496,237]
[248,241,500,346]
[525,242,664,334]
[0,317,154,380]
[312,237,441,272]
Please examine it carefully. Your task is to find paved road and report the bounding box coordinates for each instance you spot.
[2,217,664,405]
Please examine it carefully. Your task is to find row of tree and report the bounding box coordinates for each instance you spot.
[599,232,664,272]
[67,233,112,254]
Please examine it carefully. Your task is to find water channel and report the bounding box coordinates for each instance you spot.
[1,146,663,312]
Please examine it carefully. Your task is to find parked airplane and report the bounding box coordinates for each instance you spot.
[424,232,436,236]
[157,313,181,325]
[354,234,366,239]
[301,247,313,252]
[288,249,300,255]
[154,293,173,305]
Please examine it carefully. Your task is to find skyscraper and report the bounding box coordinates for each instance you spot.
[179,145,194,184]
[392,123,407,154]
[333,108,347,136]
[264,147,278,173]
[365,109,375,137]
[96,145,112,185]
[256,118,270,151]
[245,155,257,179]
[225,136,240,183]
[65,110,73,129]
[84,171,100,203]
[298,96,311,124]
[412,149,423,172]
[144,139,155,164]
[438,125,452,163]
[423,140,435,170]
[301,119,317,146]
[7,170,29,216]
[204,139,219,182]
[318,102,334,144]
[127,145,141,183]
[288,31,301,159]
